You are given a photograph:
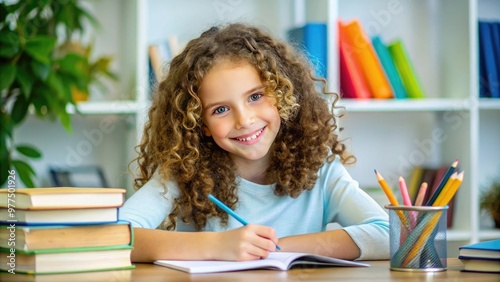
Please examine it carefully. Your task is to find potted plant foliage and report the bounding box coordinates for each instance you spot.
[0,0,116,187]
[480,180,500,228]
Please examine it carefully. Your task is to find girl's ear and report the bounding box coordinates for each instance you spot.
[203,126,212,137]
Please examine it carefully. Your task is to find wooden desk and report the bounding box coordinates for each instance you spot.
[130,259,498,281]
[2,259,499,281]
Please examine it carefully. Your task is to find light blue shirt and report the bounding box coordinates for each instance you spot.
[119,157,390,260]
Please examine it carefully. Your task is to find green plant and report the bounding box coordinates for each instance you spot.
[0,0,114,187]
[480,180,500,228]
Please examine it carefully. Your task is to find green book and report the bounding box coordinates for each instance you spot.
[388,40,425,99]
[0,245,134,274]
[372,36,408,99]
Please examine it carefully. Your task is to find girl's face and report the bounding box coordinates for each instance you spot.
[199,60,281,167]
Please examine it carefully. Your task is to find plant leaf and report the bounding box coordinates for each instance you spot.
[0,30,20,58]
[0,3,8,22]
[58,107,72,132]
[12,159,36,188]
[0,63,17,91]
[0,111,13,139]
[0,164,8,187]
[11,93,30,124]
[31,60,50,81]
[0,109,13,139]
[58,52,87,78]
[46,71,66,99]
[16,145,42,159]
[16,65,33,98]
[24,35,56,64]
[41,88,73,132]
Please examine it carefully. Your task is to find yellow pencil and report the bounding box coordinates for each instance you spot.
[374,169,399,206]
[435,171,464,206]
[426,159,459,205]
[375,170,411,232]
[432,172,458,206]
[404,171,464,267]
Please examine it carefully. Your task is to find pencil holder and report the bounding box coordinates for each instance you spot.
[385,205,448,272]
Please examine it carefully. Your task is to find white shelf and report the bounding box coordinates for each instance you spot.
[67,101,139,115]
[478,99,500,110]
[339,99,472,112]
[478,229,500,240]
[448,230,477,241]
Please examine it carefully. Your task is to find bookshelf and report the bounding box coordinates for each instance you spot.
[8,0,499,254]
[329,0,500,255]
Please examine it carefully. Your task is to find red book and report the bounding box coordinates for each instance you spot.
[339,21,371,99]
[339,19,393,99]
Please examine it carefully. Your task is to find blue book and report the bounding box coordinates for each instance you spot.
[371,36,407,99]
[478,21,500,98]
[459,239,500,259]
[490,22,500,97]
[288,23,327,78]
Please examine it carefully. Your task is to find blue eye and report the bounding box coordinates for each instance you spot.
[249,93,262,102]
[213,106,228,115]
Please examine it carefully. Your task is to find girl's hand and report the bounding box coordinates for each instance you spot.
[212,224,279,261]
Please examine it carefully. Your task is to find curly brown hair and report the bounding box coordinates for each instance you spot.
[132,23,355,231]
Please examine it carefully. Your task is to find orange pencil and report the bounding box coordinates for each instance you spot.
[375,170,399,206]
[414,182,428,206]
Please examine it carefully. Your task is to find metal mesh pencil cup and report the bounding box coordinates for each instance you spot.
[385,205,448,272]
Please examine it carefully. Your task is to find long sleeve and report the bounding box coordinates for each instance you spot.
[119,176,178,229]
[320,158,390,260]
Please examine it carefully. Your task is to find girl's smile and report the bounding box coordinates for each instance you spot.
[232,126,265,144]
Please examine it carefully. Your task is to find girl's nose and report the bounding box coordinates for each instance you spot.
[235,107,255,129]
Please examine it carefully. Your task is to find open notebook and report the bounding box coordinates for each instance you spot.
[154,251,369,273]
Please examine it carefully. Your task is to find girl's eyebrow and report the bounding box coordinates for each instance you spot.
[246,85,265,94]
[203,85,265,110]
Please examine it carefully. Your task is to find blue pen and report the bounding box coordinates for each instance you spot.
[208,194,281,250]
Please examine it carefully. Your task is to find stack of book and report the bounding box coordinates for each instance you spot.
[0,187,134,275]
[337,19,425,100]
[459,239,500,273]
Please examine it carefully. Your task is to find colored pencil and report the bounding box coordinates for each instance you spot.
[432,172,458,206]
[398,176,412,206]
[426,159,459,206]
[434,171,464,206]
[402,172,464,266]
[398,176,417,227]
[374,170,399,206]
[208,194,281,250]
[209,194,248,225]
[414,182,428,206]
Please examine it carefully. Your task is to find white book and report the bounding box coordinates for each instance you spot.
[154,252,369,274]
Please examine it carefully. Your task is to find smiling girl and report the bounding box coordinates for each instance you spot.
[120,23,389,262]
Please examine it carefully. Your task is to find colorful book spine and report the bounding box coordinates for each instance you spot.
[478,21,500,98]
[339,19,393,99]
[387,40,425,99]
[372,36,408,99]
[288,23,328,78]
[492,22,500,98]
[338,21,371,99]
